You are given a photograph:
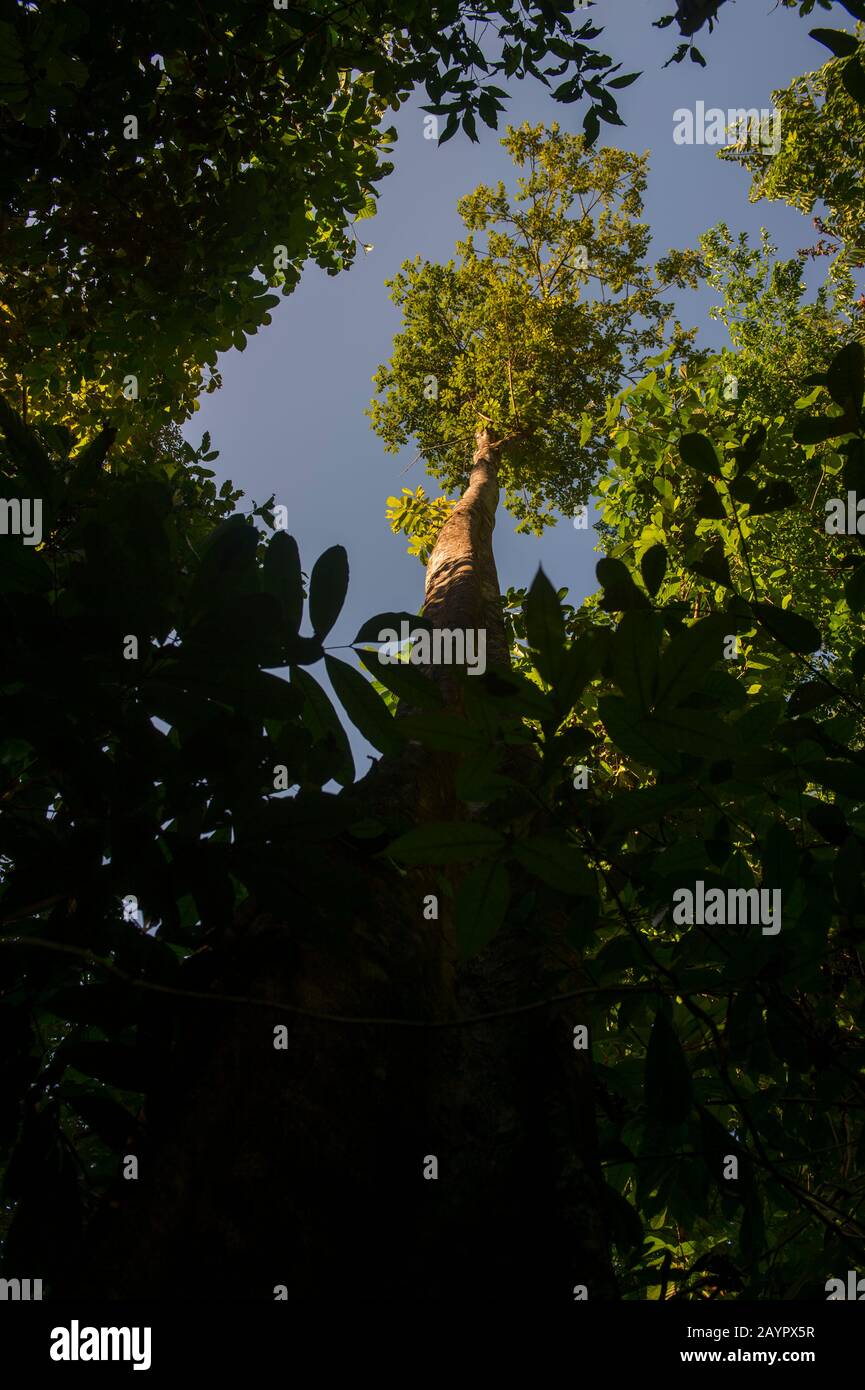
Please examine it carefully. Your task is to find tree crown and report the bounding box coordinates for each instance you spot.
[369,122,699,535]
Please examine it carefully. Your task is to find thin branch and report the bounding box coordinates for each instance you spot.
[0,934,657,1030]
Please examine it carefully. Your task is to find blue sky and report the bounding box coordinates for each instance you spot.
[183,2,853,770]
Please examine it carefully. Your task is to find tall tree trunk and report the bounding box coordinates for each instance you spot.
[423,429,510,677]
[64,431,616,1303]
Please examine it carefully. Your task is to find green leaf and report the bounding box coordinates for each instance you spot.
[551,633,609,720]
[386,822,505,864]
[0,392,54,492]
[729,476,759,508]
[512,836,594,895]
[455,860,510,958]
[461,109,478,143]
[308,544,349,639]
[644,1010,692,1126]
[752,602,821,654]
[66,424,117,492]
[324,655,401,755]
[679,432,721,477]
[641,543,667,597]
[262,531,303,636]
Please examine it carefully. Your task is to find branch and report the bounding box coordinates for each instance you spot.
[0,934,657,1030]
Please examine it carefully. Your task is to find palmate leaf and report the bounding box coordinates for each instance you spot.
[596,557,651,611]
[524,567,566,682]
[654,614,730,709]
[608,611,663,712]
[599,697,732,772]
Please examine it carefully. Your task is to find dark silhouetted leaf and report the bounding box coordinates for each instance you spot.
[512,836,594,894]
[308,545,349,639]
[752,602,821,654]
[386,822,504,864]
[325,655,401,755]
[679,432,721,476]
[455,859,510,957]
[641,543,667,597]
[645,1010,692,1125]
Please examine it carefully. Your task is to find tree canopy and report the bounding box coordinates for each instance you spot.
[0,0,641,441]
[370,122,700,539]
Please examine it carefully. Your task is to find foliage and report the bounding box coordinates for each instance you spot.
[385,485,457,562]
[384,335,865,1295]
[718,28,865,270]
[369,122,701,540]
[655,1,865,68]
[0,0,643,442]
[0,395,418,1268]
[593,226,865,695]
[5,0,865,1304]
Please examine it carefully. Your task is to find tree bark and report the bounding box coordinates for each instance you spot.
[423,429,510,679]
[63,430,616,1303]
